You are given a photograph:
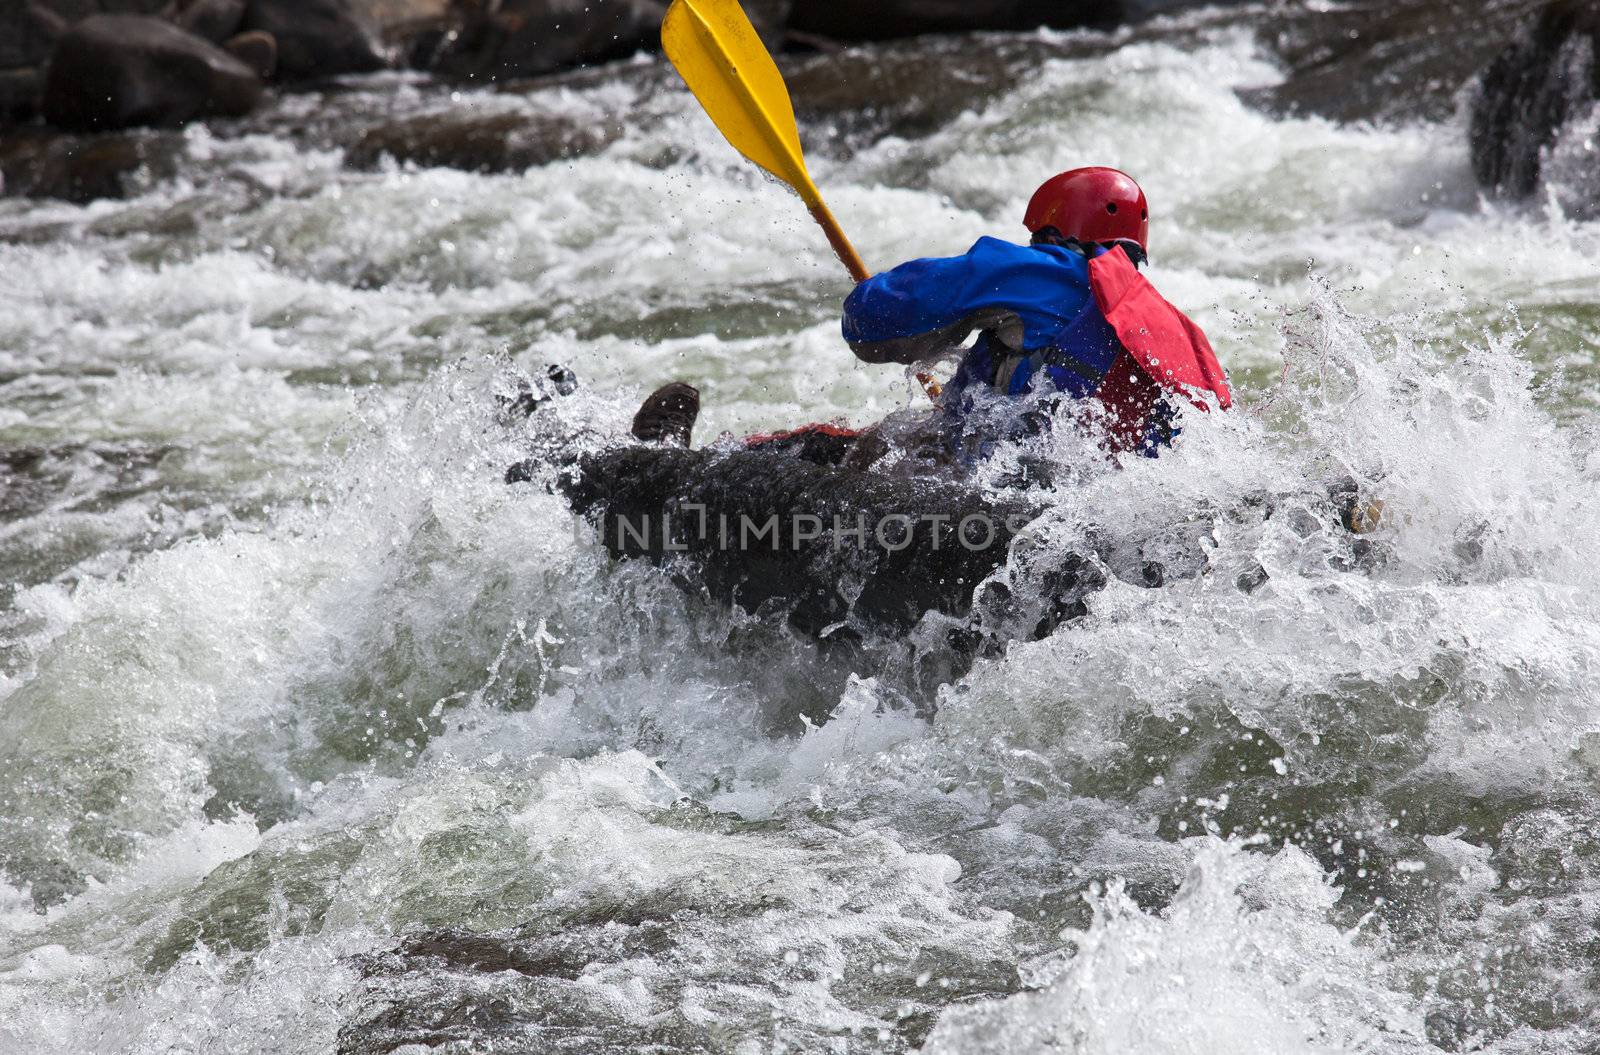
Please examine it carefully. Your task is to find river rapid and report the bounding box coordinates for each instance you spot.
[3,9,1600,1054]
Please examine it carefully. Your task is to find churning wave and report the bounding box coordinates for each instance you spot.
[3,19,1600,1054]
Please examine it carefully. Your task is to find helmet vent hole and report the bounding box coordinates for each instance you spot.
[1105,202,1118,214]
[1141,209,1148,219]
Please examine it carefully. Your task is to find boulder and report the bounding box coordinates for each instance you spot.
[1470,0,1600,199]
[225,28,278,77]
[345,108,618,171]
[41,14,263,131]
[1238,0,1549,124]
[0,125,186,202]
[784,33,1092,149]
[430,0,665,84]
[0,4,69,73]
[240,0,385,80]
[740,0,790,49]
[347,0,454,60]
[4,0,176,68]
[787,0,1118,41]
[348,0,450,38]
[0,68,44,125]
[170,0,247,41]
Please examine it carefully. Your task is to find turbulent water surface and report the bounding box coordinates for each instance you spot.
[4,10,1600,1054]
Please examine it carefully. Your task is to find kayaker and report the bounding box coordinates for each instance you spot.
[631,167,1231,463]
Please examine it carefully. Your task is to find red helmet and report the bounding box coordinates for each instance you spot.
[1024,167,1149,253]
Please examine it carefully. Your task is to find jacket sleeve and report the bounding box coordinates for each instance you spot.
[841,239,1029,365]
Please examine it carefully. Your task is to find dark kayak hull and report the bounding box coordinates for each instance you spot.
[558,445,1105,640]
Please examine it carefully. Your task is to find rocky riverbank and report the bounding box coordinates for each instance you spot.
[1470,0,1600,215]
[2,0,1582,209]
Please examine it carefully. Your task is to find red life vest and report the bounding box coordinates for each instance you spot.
[1085,248,1231,453]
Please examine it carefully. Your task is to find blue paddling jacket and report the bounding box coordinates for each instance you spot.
[841,236,1210,456]
[844,235,1228,457]
[844,236,1119,398]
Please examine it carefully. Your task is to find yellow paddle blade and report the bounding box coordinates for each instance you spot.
[660,0,817,204]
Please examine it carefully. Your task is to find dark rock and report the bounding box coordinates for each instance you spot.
[430,0,665,84]
[776,1,1544,141]
[741,0,791,49]
[783,33,1096,152]
[171,0,247,41]
[41,14,263,131]
[4,0,175,69]
[1120,0,1245,14]
[368,930,594,980]
[225,28,278,78]
[336,915,692,1055]
[404,25,452,70]
[27,3,71,41]
[0,4,68,72]
[337,993,520,1055]
[1470,0,1600,199]
[779,0,1569,130]
[0,68,44,125]
[351,0,453,60]
[0,125,186,202]
[1244,0,1550,124]
[240,0,385,80]
[1234,562,1270,595]
[345,108,619,171]
[787,0,1118,41]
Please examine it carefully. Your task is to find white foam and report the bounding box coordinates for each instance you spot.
[0,20,1598,1055]
[922,840,1426,1055]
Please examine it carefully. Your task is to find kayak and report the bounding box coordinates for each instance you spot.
[504,377,1370,647]
[553,441,1175,645]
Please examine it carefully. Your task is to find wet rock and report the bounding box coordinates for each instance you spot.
[240,0,385,80]
[0,4,65,89]
[170,0,247,41]
[362,929,606,981]
[1094,516,1214,590]
[1244,0,1550,124]
[1470,0,1600,200]
[775,0,1563,130]
[350,0,453,58]
[740,0,791,49]
[225,28,278,78]
[788,0,1118,40]
[430,0,665,84]
[41,14,262,131]
[0,125,186,202]
[340,901,756,1052]
[340,921,684,1055]
[5,0,175,70]
[782,33,1099,151]
[344,108,619,172]
[338,994,521,1055]
[26,3,72,40]
[1122,0,1250,14]
[0,68,44,125]
[1234,561,1269,594]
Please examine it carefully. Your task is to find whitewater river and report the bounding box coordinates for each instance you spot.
[3,11,1600,1053]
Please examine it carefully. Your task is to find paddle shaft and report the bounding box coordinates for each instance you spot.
[659,0,937,394]
[805,183,942,398]
[805,197,868,284]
